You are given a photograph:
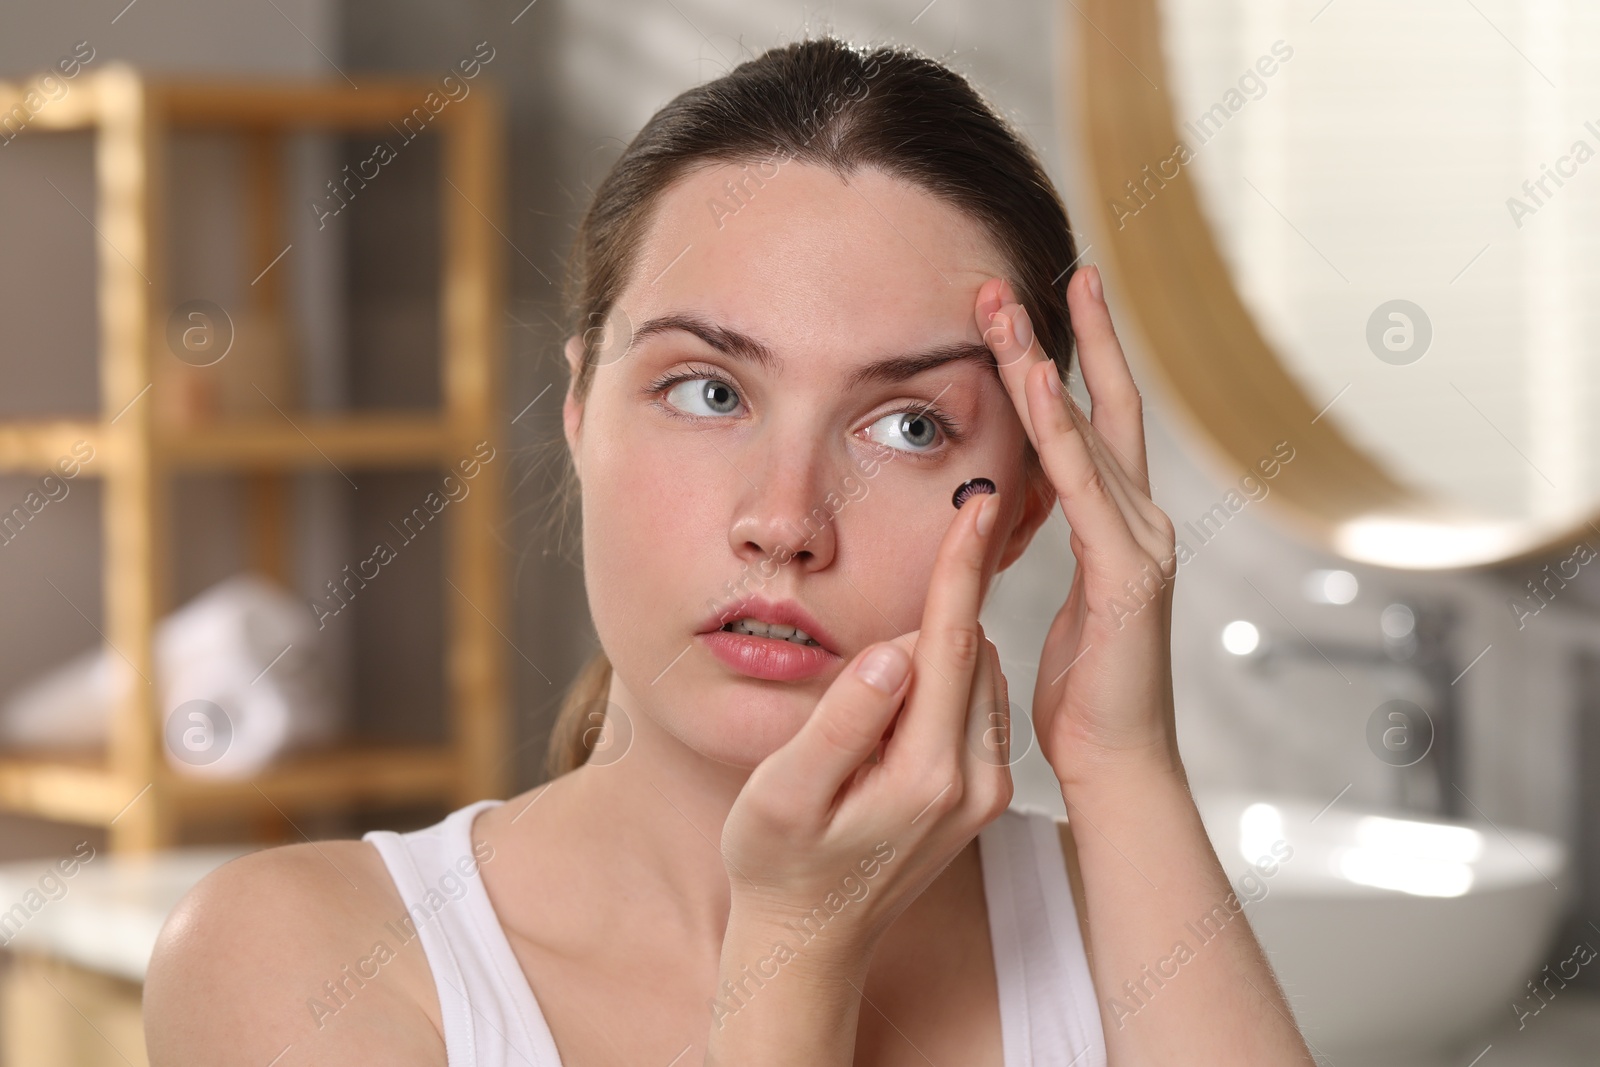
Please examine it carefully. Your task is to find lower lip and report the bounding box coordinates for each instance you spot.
[696,629,842,681]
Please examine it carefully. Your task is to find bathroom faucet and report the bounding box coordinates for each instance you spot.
[1243,599,1464,819]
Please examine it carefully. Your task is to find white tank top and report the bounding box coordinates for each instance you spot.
[363,799,1106,1066]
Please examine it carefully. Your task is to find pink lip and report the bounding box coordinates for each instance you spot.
[695,594,843,654]
[696,629,842,681]
[694,593,845,681]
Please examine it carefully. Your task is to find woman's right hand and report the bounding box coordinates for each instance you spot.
[718,488,1014,965]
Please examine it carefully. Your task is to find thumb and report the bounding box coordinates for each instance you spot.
[764,640,914,819]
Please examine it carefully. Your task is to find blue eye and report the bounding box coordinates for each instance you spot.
[864,410,943,453]
[665,376,743,417]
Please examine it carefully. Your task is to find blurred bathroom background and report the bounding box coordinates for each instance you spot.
[1,1,1597,1064]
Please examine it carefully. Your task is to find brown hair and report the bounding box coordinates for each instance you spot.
[545,35,1078,780]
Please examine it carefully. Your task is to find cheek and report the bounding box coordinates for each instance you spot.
[843,443,1027,630]
[831,469,958,633]
[577,404,730,657]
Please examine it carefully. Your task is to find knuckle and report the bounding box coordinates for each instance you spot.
[927,772,965,815]
[740,767,799,830]
[1143,552,1172,589]
[1151,508,1176,546]
[1081,465,1110,501]
[982,775,1015,819]
[944,624,982,672]
[814,709,873,758]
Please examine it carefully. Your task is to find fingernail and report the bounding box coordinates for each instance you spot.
[1046,367,1063,398]
[1011,305,1033,351]
[857,644,910,692]
[1088,265,1104,303]
[976,493,999,538]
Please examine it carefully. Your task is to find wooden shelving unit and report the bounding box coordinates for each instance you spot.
[0,64,509,851]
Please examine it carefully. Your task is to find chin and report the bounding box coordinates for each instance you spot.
[670,682,821,769]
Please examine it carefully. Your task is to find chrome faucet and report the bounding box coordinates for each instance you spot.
[1240,599,1464,818]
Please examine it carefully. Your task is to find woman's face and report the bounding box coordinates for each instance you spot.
[564,161,1050,768]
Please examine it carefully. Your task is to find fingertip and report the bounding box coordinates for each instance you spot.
[976,491,999,538]
[1069,272,1099,321]
[990,308,1031,370]
[976,276,1006,312]
[1072,264,1094,297]
[983,310,1009,355]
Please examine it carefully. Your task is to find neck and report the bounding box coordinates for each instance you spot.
[541,667,758,947]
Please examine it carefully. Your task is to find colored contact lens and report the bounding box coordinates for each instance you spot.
[952,477,997,510]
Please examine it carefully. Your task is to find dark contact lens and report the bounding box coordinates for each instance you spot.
[952,477,997,510]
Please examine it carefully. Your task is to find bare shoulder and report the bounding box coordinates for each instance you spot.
[143,838,444,1067]
[1052,815,1093,965]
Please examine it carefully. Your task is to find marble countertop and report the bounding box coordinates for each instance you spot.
[0,845,256,983]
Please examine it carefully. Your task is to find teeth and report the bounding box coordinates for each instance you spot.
[721,617,821,646]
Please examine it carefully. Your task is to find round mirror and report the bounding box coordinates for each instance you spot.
[1072,0,1600,568]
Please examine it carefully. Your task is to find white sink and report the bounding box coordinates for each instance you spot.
[1193,789,1570,1061]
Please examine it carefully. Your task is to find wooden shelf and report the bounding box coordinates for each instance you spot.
[0,69,477,134]
[0,743,461,827]
[0,413,463,472]
[165,743,460,807]
[157,412,456,470]
[0,420,104,473]
[0,749,139,826]
[153,78,459,130]
[0,66,510,851]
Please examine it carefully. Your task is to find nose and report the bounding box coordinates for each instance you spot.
[727,446,840,573]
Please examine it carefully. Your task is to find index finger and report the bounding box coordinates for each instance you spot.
[895,489,1001,765]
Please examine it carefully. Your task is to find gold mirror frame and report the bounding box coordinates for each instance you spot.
[1070,0,1600,570]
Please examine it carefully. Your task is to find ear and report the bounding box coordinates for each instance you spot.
[562,334,585,478]
[994,467,1054,573]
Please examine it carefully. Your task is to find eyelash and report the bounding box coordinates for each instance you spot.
[643,362,968,455]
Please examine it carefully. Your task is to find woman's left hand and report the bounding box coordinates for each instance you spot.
[976,264,1182,791]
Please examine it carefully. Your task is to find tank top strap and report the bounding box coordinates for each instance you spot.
[979,805,1107,1066]
[363,798,563,1067]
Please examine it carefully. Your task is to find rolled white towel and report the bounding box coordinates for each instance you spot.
[0,573,343,777]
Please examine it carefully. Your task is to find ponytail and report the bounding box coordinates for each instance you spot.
[545,648,612,778]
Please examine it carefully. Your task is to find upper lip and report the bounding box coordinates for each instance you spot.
[697,594,843,656]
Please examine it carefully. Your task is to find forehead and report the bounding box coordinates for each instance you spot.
[618,161,1008,360]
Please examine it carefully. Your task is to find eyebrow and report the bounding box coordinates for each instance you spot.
[629,312,999,390]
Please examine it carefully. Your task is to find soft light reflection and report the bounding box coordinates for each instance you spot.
[1356,815,1484,864]
[1335,517,1526,570]
[1327,815,1484,897]
[1335,848,1474,898]
[1303,569,1358,604]
[1239,802,1283,862]
[1221,620,1260,655]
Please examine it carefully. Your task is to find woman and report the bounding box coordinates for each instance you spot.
[144,37,1313,1066]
